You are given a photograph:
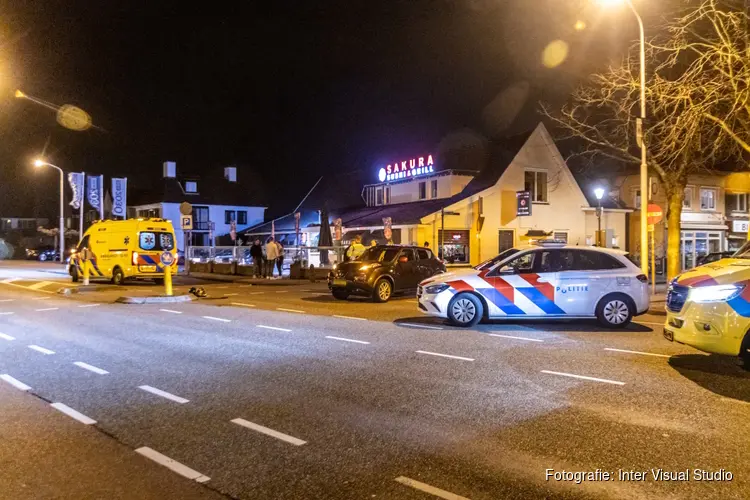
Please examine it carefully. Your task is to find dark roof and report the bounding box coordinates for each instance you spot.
[129,175,265,207]
[456,131,532,199]
[241,208,321,234]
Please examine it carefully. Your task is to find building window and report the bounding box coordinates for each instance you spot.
[727,193,748,213]
[632,189,641,210]
[237,211,247,224]
[193,206,209,230]
[418,182,426,200]
[700,187,717,211]
[553,231,568,242]
[438,230,470,264]
[524,171,548,203]
[224,210,236,224]
[384,186,391,205]
[185,181,198,193]
[375,187,384,206]
[431,179,438,198]
[683,187,693,210]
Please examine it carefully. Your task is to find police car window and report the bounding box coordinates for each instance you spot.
[538,251,558,273]
[574,251,625,270]
[504,251,536,273]
[417,249,430,260]
[558,250,576,271]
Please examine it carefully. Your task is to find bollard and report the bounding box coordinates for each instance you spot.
[82,258,90,286]
[164,264,173,296]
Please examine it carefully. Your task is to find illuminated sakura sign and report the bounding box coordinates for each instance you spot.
[378,155,435,183]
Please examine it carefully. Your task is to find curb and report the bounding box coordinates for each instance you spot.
[115,295,194,304]
[58,285,108,295]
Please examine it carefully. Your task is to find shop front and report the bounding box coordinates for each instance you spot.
[727,219,748,253]
[680,226,726,269]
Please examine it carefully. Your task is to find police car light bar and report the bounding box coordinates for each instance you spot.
[532,239,567,248]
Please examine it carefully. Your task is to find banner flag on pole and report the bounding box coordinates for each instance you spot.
[87,175,103,216]
[111,178,127,219]
[68,172,85,210]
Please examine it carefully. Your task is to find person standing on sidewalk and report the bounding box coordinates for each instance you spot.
[250,239,264,278]
[275,240,284,278]
[265,236,279,279]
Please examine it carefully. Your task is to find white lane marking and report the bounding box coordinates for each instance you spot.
[159,309,183,314]
[28,345,55,355]
[0,332,15,341]
[325,336,370,345]
[0,374,31,391]
[0,312,15,316]
[0,299,14,302]
[78,303,101,308]
[73,361,109,375]
[398,323,444,330]
[29,281,54,290]
[50,402,97,424]
[635,321,664,327]
[604,348,671,358]
[248,292,264,295]
[231,302,256,308]
[416,350,474,362]
[275,290,288,294]
[541,370,625,386]
[215,286,229,289]
[34,307,59,312]
[257,325,291,332]
[138,385,189,404]
[277,307,304,314]
[488,333,544,343]
[202,316,231,323]
[333,314,367,321]
[395,476,470,500]
[135,447,210,483]
[231,418,307,446]
[225,293,239,296]
[32,296,51,301]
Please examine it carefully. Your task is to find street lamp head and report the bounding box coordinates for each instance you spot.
[33,159,45,168]
[594,187,606,200]
[597,0,624,6]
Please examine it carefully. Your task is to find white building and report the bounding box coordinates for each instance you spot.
[129,162,266,253]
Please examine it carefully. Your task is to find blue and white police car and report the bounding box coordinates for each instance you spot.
[417,241,649,327]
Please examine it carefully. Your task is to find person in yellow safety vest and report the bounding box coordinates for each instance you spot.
[346,235,366,261]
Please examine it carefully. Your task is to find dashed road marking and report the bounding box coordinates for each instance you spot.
[416,350,474,362]
[604,348,671,358]
[277,307,304,314]
[78,303,101,308]
[248,292,264,295]
[135,447,210,483]
[395,476,470,500]
[541,370,625,386]
[138,385,189,404]
[202,316,231,323]
[32,296,51,301]
[257,325,291,332]
[398,323,444,330]
[73,361,109,375]
[231,418,307,446]
[332,315,367,321]
[0,332,15,341]
[28,345,55,355]
[50,402,97,424]
[488,333,544,342]
[159,309,183,314]
[0,299,14,302]
[0,312,14,316]
[275,290,288,294]
[34,307,59,312]
[231,302,256,308]
[225,293,239,296]
[325,336,370,345]
[0,374,31,391]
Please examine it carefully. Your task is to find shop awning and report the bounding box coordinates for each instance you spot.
[680,223,727,231]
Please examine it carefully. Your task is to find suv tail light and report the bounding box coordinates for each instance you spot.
[636,274,648,283]
[132,251,139,265]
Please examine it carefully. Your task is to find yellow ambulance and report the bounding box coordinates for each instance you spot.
[69,218,177,285]
[664,241,750,368]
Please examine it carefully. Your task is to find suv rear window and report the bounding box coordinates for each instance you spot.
[139,232,174,251]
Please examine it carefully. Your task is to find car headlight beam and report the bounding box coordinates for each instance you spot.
[688,284,744,303]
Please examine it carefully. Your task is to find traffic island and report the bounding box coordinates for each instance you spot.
[57,285,108,296]
[115,295,193,304]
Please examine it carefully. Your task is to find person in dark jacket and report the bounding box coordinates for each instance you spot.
[250,239,264,278]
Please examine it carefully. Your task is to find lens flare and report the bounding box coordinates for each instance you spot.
[542,40,569,68]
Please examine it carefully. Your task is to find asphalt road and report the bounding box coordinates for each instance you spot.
[0,262,748,499]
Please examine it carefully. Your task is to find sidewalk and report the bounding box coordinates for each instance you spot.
[184,272,326,286]
[0,384,222,500]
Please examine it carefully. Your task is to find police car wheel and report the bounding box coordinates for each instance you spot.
[596,294,633,328]
[111,267,125,286]
[448,293,483,327]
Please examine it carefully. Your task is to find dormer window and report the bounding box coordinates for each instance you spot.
[185,181,197,193]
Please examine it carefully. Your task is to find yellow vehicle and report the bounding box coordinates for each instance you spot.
[664,241,750,369]
[69,218,177,285]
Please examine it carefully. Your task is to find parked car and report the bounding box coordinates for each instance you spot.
[696,251,735,267]
[328,245,445,302]
[26,246,59,262]
[418,241,649,328]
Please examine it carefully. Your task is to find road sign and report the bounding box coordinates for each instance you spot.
[646,204,663,225]
[516,191,531,216]
[181,215,193,230]
[179,202,193,216]
[160,251,175,267]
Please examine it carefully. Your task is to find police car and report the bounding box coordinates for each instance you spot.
[417,241,649,327]
[664,241,750,368]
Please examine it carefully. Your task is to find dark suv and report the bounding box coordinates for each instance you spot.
[328,245,445,302]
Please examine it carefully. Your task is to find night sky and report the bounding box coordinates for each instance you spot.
[0,0,644,219]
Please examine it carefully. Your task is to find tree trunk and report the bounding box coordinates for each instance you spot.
[664,181,685,281]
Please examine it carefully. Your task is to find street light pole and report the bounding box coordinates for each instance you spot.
[594,187,605,247]
[34,160,66,263]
